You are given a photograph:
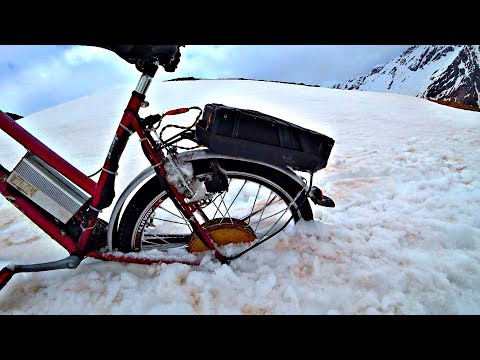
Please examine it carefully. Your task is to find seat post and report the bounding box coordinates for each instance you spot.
[134,61,159,95]
[135,74,153,95]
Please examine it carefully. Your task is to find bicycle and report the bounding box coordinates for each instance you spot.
[0,45,335,292]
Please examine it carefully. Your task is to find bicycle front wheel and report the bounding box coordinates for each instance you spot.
[114,158,313,254]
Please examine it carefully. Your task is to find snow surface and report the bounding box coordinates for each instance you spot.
[1,80,480,314]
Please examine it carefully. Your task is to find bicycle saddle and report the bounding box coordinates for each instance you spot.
[91,44,183,72]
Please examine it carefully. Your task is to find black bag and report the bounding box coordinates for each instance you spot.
[195,104,335,172]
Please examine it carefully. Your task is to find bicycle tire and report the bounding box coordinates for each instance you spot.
[114,158,313,253]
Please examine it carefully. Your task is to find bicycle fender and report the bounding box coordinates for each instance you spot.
[107,150,307,252]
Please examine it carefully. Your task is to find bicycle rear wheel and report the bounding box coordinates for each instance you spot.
[114,158,313,254]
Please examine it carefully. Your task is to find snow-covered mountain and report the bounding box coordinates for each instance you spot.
[333,45,480,109]
[1,80,479,314]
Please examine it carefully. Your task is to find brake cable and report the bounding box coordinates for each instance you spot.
[153,106,203,150]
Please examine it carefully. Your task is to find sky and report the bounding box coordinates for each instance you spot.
[0,45,409,116]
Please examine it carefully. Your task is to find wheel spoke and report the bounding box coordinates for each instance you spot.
[254,190,274,232]
[143,232,185,246]
[143,234,189,240]
[225,179,247,215]
[252,207,288,224]
[219,193,234,224]
[153,217,191,226]
[260,207,290,239]
[142,243,188,251]
[130,167,303,253]
[142,238,169,245]
[240,196,282,222]
[248,184,262,225]
[212,192,227,219]
[249,206,289,228]
[157,205,185,221]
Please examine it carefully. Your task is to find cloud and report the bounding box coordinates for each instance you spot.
[0,45,139,115]
[0,45,409,116]
[174,45,409,85]
[63,46,113,66]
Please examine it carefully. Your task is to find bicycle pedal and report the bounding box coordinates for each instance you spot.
[309,186,335,208]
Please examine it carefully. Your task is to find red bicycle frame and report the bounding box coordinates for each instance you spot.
[0,63,224,265]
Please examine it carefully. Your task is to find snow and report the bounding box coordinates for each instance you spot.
[164,159,195,195]
[334,45,471,99]
[1,79,480,314]
[0,260,11,270]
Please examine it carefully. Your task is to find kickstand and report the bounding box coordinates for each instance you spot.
[0,266,14,291]
[0,255,82,292]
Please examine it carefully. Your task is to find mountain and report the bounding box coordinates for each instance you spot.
[1,80,479,314]
[333,45,480,109]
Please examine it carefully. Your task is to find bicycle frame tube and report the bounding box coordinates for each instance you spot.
[76,89,146,250]
[0,164,79,254]
[0,73,151,255]
[0,111,96,195]
[0,69,223,260]
[124,101,225,259]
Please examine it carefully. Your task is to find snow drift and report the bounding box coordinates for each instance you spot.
[0,79,479,314]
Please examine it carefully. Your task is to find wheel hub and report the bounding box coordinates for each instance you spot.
[188,218,257,253]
